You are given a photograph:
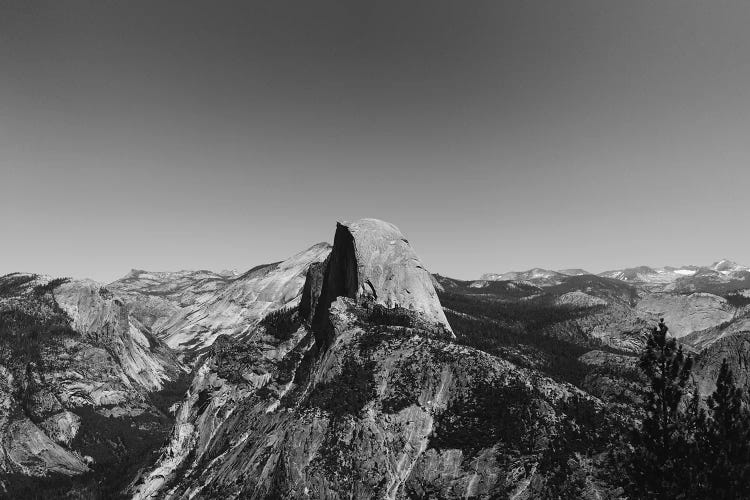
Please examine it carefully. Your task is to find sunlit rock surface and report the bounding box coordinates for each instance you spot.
[112,243,332,356]
[636,292,736,338]
[54,279,179,391]
[0,273,184,488]
[316,219,452,335]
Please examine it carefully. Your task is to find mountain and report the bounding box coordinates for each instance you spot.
[598,265,695,288]
[710,259,750,275]
[130,219,611,499]
[479,268,567,286]
[3,222,748,499]
[598,260,750,294]
[0,274,186,497]
[475,260,750,347]
[558,268,591,276]
[107,269,233,333]
[481,261,750,295]
[109,243,332,359]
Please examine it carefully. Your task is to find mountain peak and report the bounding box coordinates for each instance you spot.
[313,218,452,334]
[709,259,746,274]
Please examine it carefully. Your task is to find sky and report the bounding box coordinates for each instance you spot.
[1,1,750,282]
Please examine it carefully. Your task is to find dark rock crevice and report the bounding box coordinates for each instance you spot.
[299,261,328,322]
[311,223,359,349]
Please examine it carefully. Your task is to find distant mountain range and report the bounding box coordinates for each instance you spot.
[479,259,750,293]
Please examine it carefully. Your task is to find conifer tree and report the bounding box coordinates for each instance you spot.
[622,329,750,499]
[624,321,694,499]
[703,359,750,499]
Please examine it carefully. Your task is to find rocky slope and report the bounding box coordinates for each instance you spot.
[634,292,736,339]
[107,269,232,333]
[110,243,332,358]
[131,219,612,500]
[0,274,186,497]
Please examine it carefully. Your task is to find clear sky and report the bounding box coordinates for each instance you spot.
[1,1,749,282]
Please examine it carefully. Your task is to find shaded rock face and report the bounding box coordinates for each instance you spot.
[693,333,750,396]
[314,219,452,342]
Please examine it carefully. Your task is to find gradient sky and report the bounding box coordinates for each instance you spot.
[2,1,750,282]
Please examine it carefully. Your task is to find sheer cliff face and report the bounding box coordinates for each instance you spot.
[132,220,597,500]
[314,219,452,338]
[0,275,184,488]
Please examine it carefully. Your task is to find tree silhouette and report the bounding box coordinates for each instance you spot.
[624,321,695,499]
[702,359,750,499]
[622,324,750,499]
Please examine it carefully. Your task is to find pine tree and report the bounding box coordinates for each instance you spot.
[621,323,750,499]
[675,388,709,496]
[703,359,750,499]
[624,322,695,499]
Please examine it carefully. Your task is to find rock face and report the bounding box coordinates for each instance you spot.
[315,219,452,336]
[680,306,750,351]
[693,332,750,396]
[112,243,332,356]
[53,280,179,391]
[108,269,232,332]
[0,274,185,494]
[636,293,735,338]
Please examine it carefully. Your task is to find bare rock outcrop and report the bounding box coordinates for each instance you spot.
[693,333,750,396]
[119,243,332,355]
[636,292,736,338]
[314,219,452,338]
[54,279,181,391]
[0,273,185,490]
